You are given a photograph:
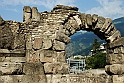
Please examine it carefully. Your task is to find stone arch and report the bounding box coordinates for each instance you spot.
[0,4,124,83]
[22,5,124,79]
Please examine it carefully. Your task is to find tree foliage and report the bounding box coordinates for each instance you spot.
[86,38,106,69]
[86,52,106,69]
[92,38,100,54]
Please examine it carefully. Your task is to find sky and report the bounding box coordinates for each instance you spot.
[0,0,124,22]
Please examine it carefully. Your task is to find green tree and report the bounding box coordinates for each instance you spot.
[86,52,106,69]
[92,38,100,54]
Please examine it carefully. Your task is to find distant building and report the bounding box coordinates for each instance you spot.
[67,58,86,74]
[90,43,106,56]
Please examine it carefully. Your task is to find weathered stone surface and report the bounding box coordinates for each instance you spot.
[94,16,105,30]
[44,62,70,74]
[32,7,41,21]
[0,62,23,75]
[92,14,98,23]
[86,14,92,26]
[23,62,44,75]
[0,49,25,57]
[53,40,65,51]
[53,5,78,11]
[42,39,52,49]
[38,50,57,63]
[106,54,124,64]
[112,75,124,83]
[23,6,32,22]
[107,37,124,48]
[0,75,47,83]
[100,18,112,33]
[106,30,121,42]
[80,13,86,28]
[73,15,82,26]
[26,33,32,49]
[0,16,4,25]
[0,24,14,49]
[105,64,124,75]
[55,31,70,44]
[33,38,42,50]
[105,24,115,37]
[0,57,26,62]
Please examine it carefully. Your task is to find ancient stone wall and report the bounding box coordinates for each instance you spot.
[0,5,124,83]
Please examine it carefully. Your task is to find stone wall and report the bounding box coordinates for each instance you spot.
[0,5,124,83]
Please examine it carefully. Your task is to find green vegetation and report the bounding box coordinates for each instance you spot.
[86,52,106,69]
[86,38,106,69]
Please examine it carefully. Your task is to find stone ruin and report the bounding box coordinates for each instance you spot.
[0,5,124,83]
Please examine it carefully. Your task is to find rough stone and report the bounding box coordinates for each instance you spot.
[112,75,124,83]
[55,31,70,44]
[106,54,124,64]
[38,50,57,63]
[0,75,47,83]
[0,57,26,62]
[42,39,52,49]
[53,5,78,11]
[0,62,23,75]
[92,14,98,23]
[100,18,112,33]
[44,62,70,74]
[86,14,92,26]
[23,62,44,75]
[105,64,124,75]
[107,37,124,48]
[32,7,41,21]
[107,30,121,42]
[94,16,105,30]
[0,16,4,25]
[23,6,32,22]
[33,38,42,50]
[53,40,65,51]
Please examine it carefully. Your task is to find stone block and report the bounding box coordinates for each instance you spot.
[100,18,112,33]
[0,16,4,25]
[0,62,23,75]
[33,38,42,50]
[32,7,41,21]
[55,31,70,44]
[0,75,47,83]
[53,40,65,51]
[112,75,124,83]
[105,24,115,37]
[105,64,124,75]
[106,54,124,64]
[107,37,124,48]
[86,14,92,25]
[26,34,32,49]
[23,62,44,75]
[106,30,121,43]
[0,49,25,57]
[92,14,98,23]
[42,39,52,49]
[44,62,70,74]
[80,13,86,28]
[0,57,26,62]
[46,74,70,83]
[94,16,105,30]
[23,6,32,13]
[23,6,32,22]
[73,15,82,26]
[38,50,57,63]
[55,51,66,62]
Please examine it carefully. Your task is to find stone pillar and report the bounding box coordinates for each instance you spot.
[32,7,41,21]
[23,6,32,22]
